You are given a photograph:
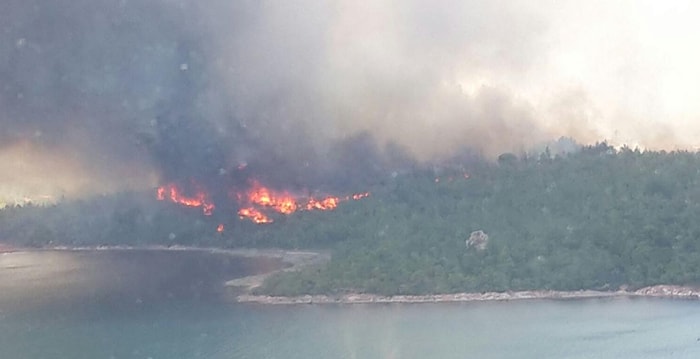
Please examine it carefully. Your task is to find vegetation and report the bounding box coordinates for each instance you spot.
[3,143,700,295]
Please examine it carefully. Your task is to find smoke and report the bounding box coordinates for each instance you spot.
[2,0,700,198]
[197,0,551,159]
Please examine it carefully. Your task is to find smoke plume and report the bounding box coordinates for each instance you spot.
[2,0,700,199]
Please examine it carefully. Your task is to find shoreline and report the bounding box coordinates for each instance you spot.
[236,285,700,305]
[223,249,330,291]
[5,245,699,305]
[16,244,328,263]
[9,244,330,293]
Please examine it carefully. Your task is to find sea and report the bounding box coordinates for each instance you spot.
[1,250,700,359]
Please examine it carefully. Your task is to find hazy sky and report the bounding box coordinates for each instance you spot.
[520,0,700,149]
[2,0,700,199]
[199,0,700,157]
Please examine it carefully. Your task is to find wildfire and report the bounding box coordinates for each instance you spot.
[305,197,339,210]
[238,207,273,224]
[156,183,214,215]
[245,181,298,214]
[156,180,369,225]
[234,181,370,224]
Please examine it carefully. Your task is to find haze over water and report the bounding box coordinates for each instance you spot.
[1,250,700,359]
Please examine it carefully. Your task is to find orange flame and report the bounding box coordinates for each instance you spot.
[246,181,298,214]
[156,179,370,225]
[156,183,215,215]
[305,197,339,210]
[233,181,371,224]
[238,207,274,224]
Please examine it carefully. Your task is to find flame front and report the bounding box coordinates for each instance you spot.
[156,180,369,226]
[246,181,298,214]
[156,183,214,215]
[238,207,273,224]
[234,181,370,224]
[305,197,339,210]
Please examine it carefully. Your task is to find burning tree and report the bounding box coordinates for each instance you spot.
[156,179,370,226]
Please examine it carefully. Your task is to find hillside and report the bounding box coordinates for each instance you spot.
[3,143,700,295]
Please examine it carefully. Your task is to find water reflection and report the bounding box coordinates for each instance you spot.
[0,250,282,315]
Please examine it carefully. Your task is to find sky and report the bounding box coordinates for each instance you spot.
[303,0,700,154]
[1,0,700,201]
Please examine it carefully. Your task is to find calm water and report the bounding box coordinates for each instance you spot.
[1,251,700,358]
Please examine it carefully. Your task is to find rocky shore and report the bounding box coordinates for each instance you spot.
[237,285,700,305]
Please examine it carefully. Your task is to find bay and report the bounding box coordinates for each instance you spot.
[1,250,700,359]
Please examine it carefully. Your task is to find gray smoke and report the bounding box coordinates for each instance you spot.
[2,0,698,200]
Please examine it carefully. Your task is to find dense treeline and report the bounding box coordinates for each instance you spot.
[3,144,700,295]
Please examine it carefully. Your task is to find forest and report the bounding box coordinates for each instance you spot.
[3,143,700,296]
